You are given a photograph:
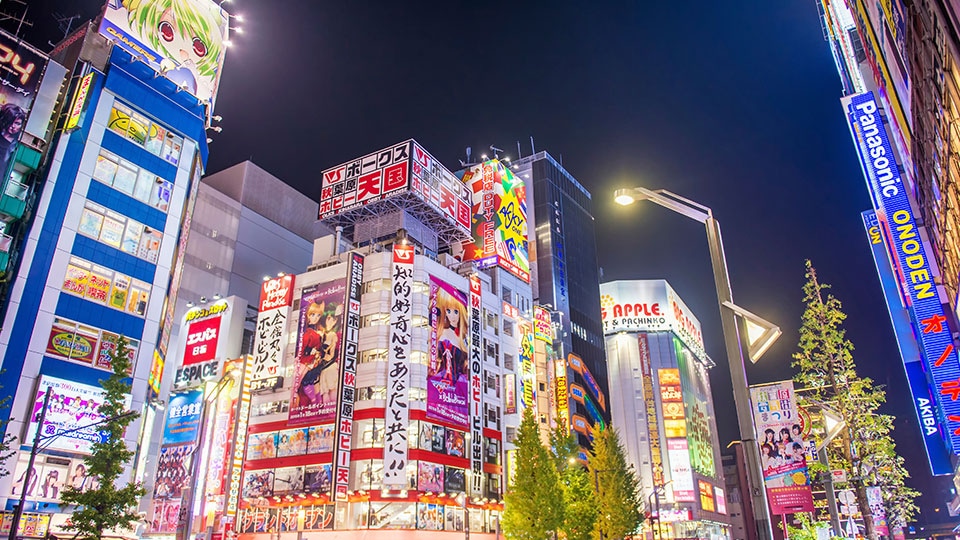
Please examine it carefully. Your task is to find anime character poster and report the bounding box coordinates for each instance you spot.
[98,0,229,105]
[241,469,275,499]
[0,29,47,180]
[29,376,112,454]
[306,424,334,453]
[149,498,182,533]
[426,277,469,427]
[289,280,346,425]
[304,464,332,493]
[417,461,444,492]
[276,427,308,457]
[246,431,277,461]
[273,466,303,495]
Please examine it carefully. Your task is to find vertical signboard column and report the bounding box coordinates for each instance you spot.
[383,245,413,486]
[333,253,364,500]
[251,275,295,384]
[469,274,484,497]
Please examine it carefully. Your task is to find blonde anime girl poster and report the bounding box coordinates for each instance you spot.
[426,277,469,427]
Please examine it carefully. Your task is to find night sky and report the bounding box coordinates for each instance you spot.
[19,0,954,525]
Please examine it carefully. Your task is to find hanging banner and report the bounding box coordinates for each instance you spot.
[750,380,815,513]
[639,335,663,485]
[332,253,364,500]
[519,320,535,413]
[426,276,469,427]
[289,279,346,425]
[383,244,414,487]
[28,376,110,454]
[468,274,484,496]
[251,275,295,381]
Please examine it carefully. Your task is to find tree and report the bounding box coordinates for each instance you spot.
[503,407,564,540]
[792,261,920,537]
[588,424,642,540]
[60,335,145,540]
[550,426,597,540]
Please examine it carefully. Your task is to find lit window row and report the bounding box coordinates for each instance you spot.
[78,201,163,263]
[44,316,139,372]
[107,102,183,166]
[62,256,151,318]
[93,149,173,212]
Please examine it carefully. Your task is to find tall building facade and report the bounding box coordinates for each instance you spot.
[511,151,608,452]
[818,0,960,495]
[0,1,232,536]
[602,279,729,540]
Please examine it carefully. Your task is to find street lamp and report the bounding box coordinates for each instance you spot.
[615,186,781,540]
[647,480,672,540]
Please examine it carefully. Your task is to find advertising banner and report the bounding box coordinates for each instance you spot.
[866,486,889,537]
[182,315,221,366]
[659,368,686,438]
[251,275,295,380]
[457,159,530,282]
[426,276,469,427]
[153,443,194,499]
[847,92,960,451]
[332,253,364,500]
[28,376,112,454]
[600,280,707,363]
[162,389,203,445]
[319,141,413,219]
[677,339,717,477]
[289,279,346,425]
[0,29,47,179]
[468,274,484,496]
[384,244,414,486]
[666,438,695,501]
[750,380,814,512]
[534,306,553,344]
[98,0,229,105]
[304,464,332,493]
[417,461,444,492]
[639,335,664,485]
[519,320,535,413]
[504,373,516,414]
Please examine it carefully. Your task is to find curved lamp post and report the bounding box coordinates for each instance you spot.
[615,186,781,540]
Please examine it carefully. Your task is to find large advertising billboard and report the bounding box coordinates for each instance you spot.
[456,159,530,282]
[600,280,707,363]
[846,91,960,452]
[0,29,48,179]
[750,380,814,513]
[28,376,112,454]
[289,279,347,425]
[332,253,364,500]
[427,276,469,427]
[383,245,413,487]
[251,275,295,381]
[676,338,716,477]
[98,0,229,105]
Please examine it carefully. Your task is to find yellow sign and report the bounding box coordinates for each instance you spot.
[65,72,95,131]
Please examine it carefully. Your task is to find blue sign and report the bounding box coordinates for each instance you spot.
[848,92,960,452]
[862,210,953,474]
[162,389,204,445]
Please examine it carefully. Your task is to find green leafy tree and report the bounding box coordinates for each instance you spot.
[60,336,145,540]
[503,407,564,540]
[782,512,829,540]
[588,424,642,540]
[550,426,597,540]
[792,261,920,537]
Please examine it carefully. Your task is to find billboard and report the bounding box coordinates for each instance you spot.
[519,321,536,413]
[468,274,484,496]
[318,140,471,236]
[98,0,229,105]
[600,280,707,363]
[161,389,203,445]
[676,338,717,477]
[251,275,295,380]
[384,244,414,486]
[862,210,952,474]
[846,92,960,452]
[427,276,469,427]
[666,438,695,501]
[28,376,114,454]
[638,335,664,485]
[332,253,364,500]
[182,314,221,365]
[0,29,47,179]
[750,380,814,513]
[534,306,553,344]
[289,279,346,425]
[456,159,530,282]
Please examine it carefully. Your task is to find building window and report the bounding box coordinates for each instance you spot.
[108,101,184,165]
[356,386,387,401]
[44,316,139,371]
[363,278,391,294]
[502,319,514,337]
[360,349,387,364]
[92,149,173,212]
[503,353,514,370]
[62,256,151,317]
[501,286,511,303]
[362,312,389,327]
[77,201,163,263]
[484,309,499,335]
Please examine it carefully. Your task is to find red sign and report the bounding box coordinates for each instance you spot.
[259,275,295,312]
[767,486,815,514]
[183,316,221,365]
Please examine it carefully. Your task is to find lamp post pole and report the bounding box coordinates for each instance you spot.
[9,387,51,540]
[614,187,776,540]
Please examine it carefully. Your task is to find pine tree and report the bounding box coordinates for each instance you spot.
[59,335,145,540]
[589,424,642,540]
[550,426,597,540]
[503,407,564,540]
[792,261,919,537]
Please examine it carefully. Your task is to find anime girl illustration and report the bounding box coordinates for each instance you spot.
[290,281,346,424]
[296,301,326,405]
[102,0,228,102]
[426,278,470,427]
[432,287,468,385]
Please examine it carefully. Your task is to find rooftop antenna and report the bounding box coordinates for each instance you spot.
[490,145,503,159]
[466,146,472,165]
[0,1,32,38]
[529,136,536,155]
[516,141,522,159]
[49,12,82,45]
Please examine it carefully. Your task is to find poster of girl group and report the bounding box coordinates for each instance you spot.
[290,280,346,425]
[427,277,469,427]
[750,381,811,489]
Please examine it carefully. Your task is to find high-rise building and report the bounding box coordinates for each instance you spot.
[511,151,608,452]
[0,1,232,535]
[601,279,730,540]
[818,0,959,494]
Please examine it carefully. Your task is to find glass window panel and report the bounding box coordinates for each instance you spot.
[121,221,143,255]
[144,123,165,156]
[98,215,125,249]
[127,112,150,145]
[107,104,133,138]
[113,163,137,196]
[128,280,150,317]
[134,170,154,203]
[162,133,183,165]
[93,153,119,184]
[63,261,90,296]
[151,180,172,212]
[77,208,104,239]
[109,274,130,311]
[85,267,112,305]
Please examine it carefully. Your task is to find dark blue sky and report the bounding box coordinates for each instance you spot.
[20,0,953,524]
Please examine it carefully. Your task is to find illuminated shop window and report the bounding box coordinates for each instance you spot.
[78,201,162,263]
[44,316,139,371]
[62,256,151,317]
[354,418,385,448]
[412,315,428,328]
[412,281,430,295]
[411,350,428,366]
[362,312,389,327]
[107,102,184,166]
[352,459,384,491]
[356,386,387,401]
[92,150,173,212]
[362,278,391,294]
[360,348,387,364]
